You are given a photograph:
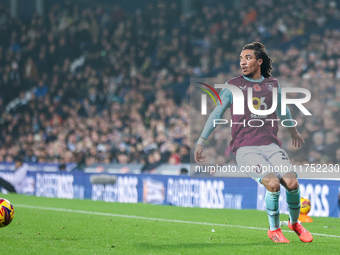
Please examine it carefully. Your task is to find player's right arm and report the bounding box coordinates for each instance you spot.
[194,88,232,164]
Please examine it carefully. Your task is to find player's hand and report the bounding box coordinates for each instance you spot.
[194,145,206,164]
[291,132,305,147]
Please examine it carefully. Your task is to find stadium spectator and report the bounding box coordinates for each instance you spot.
[180,167,188,175]
[0,0,339,169]
[35,80,48,98]
[0,157,29,193]
[59,163,67,171]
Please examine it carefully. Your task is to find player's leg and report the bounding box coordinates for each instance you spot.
[265,145,313,242]
[261,173,281,230]
[261,174,289,243]
[236,147,289,243]
[281,172,313,242]
[236,147,281,230]
[280,172,300,225]
[266,149,301,225]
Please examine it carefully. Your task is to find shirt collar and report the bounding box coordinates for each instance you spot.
[243,75,264,83]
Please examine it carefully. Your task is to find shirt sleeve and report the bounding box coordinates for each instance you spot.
[276,82,294,126]
[200,88,233,139]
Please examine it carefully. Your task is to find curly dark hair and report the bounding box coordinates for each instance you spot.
[242,42,273,78]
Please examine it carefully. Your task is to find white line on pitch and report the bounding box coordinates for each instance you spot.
[15,204,340,238]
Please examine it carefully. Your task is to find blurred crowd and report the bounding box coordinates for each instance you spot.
[0,0,339,171]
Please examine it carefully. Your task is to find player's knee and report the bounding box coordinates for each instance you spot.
[263,178,280,192]
[285,178,299,191]
[269,180,280,192]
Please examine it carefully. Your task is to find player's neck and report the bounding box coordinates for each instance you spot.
[251,73,262,80]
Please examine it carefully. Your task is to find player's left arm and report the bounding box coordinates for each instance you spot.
[276,83,305,147]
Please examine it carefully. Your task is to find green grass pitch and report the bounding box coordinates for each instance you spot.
[1,194,340,254]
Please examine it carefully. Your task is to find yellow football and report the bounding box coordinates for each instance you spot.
[300,197,311,214]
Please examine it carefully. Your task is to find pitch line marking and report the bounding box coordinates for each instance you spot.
[15,204,340,239]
